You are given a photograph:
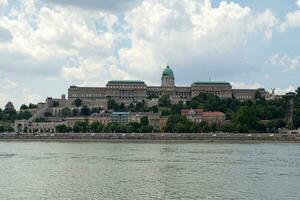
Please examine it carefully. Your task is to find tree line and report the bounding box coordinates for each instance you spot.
[55,116,155,133]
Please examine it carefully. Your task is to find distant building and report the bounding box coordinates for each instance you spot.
[111,112,129,125]
[202,112,226,127]
[159,117,168,132]
[129,112,161,130]
[68,66,267,104]
[181,109,226,127]
[181,109,203,123]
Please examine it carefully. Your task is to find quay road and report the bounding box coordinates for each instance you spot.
[0,132,300,142]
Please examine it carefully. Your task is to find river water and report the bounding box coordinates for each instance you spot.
[0,142,299,200]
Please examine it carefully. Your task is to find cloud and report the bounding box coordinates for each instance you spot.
[0,93,9,109]
[0,2,121,80]
[119,0,278,82]
[45,0,141,13]
[279,0,300,31]
[267,54,300,71]
[279,11,300,31]
[275,85,296,95]
[0,79,19,90]
[22,88,43,106]
[0,0,7,15]
[0,26,12,43]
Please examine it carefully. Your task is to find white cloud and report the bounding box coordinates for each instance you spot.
[119,0,278,81]
[22,88,43,105]
[0,2,124,81]
[0,79,19,90]
[275,85,296,95]
[279,11,300,32]
[268,54,300,71]
[279,0,300,31]
[0,93,9,109]
[231,82,262,89]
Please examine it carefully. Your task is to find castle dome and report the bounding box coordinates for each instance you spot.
[162,66,174,77]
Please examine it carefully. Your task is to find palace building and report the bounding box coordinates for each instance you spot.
[68,66,267,103]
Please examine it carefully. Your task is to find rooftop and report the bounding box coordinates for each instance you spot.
[162,66,174,77]
[192,82,231,86]
[108,80,146,85]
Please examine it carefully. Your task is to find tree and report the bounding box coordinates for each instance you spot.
[159,95,171,107]
[73,121,89,133]
[165,114,192,133]
[17,111,32,120]
[28,103,37,109]
[74,98,82,107]
[126,122,140,133]
[91,107,101,114]
[71,108,79,117]
[233,106,257,131]
[20,104,28,110]
[90,122,103,133]
[56,124,72,133]
[140,125,154,133]
[210,123,218,133]
[140,116,149,126]
[80,106,90,116]
[61,107,72,117]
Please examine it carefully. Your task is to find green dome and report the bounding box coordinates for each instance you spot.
[162,66,174,77]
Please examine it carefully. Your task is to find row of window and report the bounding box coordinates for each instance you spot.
[108,86,146,89]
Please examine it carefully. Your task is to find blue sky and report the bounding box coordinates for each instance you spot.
[0,0,300,109]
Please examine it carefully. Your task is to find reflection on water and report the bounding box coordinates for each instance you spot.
[0,142,299,200]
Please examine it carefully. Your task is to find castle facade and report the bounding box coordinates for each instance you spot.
[68,66,267,102]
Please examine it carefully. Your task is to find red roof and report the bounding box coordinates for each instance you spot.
[202,112,225,117]
[181,109,203,116]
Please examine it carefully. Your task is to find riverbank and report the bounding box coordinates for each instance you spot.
[1,133,300,143]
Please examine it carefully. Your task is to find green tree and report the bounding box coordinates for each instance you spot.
[159,95,171,107]
[56,124,72,133]
[140,116,149,126]
[80,106,90,116]
[165,114,192,133]
[210,123,218,132]
[73,121,89,133]
[91,107,101,114]
[20,104,28,110]
[140,125,154,133]
[17,111,32,120]
[28,103,37,109]
[90,122,103,133]
[74,98,82,107]
[126,122,140,133]
[233,106,257,131]
[61,107,72,117]
[72,108,79,117]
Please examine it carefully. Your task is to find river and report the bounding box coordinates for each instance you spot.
[0,142,299,200]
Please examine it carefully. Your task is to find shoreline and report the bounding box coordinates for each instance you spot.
[1,133,300,143]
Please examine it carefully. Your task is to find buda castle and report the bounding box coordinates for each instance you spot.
[68,66,267,104]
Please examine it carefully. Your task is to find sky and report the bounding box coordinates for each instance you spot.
[0,0,300,109]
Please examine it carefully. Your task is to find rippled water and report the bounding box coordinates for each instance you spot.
[0,142,299,200]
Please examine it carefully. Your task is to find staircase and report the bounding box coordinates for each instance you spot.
[28,104,49,122]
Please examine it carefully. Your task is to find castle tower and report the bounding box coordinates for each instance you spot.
[161,66,175,97]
